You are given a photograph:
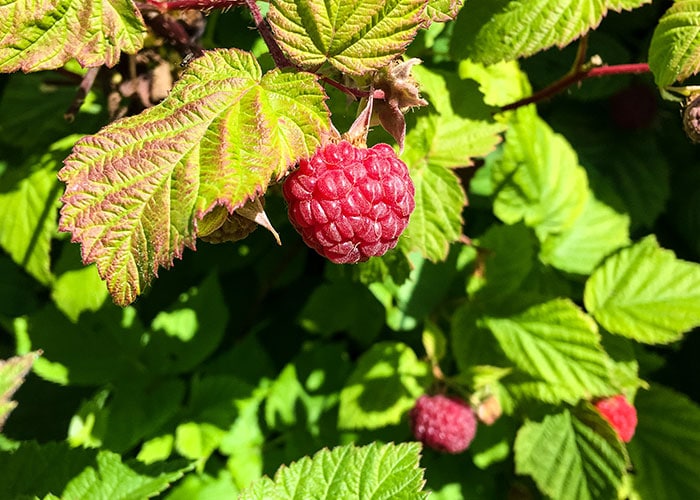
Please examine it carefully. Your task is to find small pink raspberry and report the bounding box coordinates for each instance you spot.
[282,140,415,264]
[409,394,477,454]
[594,395,637,443]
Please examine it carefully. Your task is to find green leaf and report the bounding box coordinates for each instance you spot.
[51,264,109,322]
[398,162,466,261]
[483,299,614,404]
[0,141,71,285]
[467,223,537,302]
[338,341,429,430]
[58,49,330,306]
[268,0,426,75]
[239,442,427,499]
[0,351,40,431]
[62,451,191,500]
[0,442,190,499]
[629,385,700,500]
[451,0,652,65]
[540,192,630,275]
[514,406,628,500]
[0,72,104,152]
[299,281,385,343]
[407,66,506,164]
[493,111,589,240]
[0,0,146,73]
[649,0,700,86]
[584,235,700,344]
[424,0,463,24]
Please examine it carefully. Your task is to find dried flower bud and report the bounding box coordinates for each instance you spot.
[682,93,700,143]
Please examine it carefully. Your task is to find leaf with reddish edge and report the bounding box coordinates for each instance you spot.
[0,0,146,73]
[59,49,330,306]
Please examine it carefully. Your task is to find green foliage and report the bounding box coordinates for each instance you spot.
[0,0,699,499]
[239,442,427,499]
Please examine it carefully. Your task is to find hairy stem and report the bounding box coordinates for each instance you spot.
[499,62,650,112]
[64,67,101,122]
[243,0,292,69]
[145,0,245,10]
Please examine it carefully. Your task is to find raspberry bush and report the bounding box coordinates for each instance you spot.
[1,1,700,499]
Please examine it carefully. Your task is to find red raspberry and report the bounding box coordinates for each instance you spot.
[594,395,637,443]
[409,395,477,454]
[282,140,415,264]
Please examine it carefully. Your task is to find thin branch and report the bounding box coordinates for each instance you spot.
[243,0,292,68]
[499,62,650,113]
[64,67,101,122]
[145,0,245,10]
[320,76,385,100]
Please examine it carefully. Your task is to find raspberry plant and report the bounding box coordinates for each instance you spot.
[1,0,700,499]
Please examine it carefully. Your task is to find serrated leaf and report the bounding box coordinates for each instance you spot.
[398,163,465,261]
[58,49,330,306]
[628,385,700,500]
[239,442,427,500]
[424,0,463,24]
[649,0,700,86]
[493,111,589,240]
[451,0,651,65]
[0,143,70,285]
[268,0,426,76]
[584,235,700,344]
[62,450,191,499]
[0,0,146,73]
[338,341,429,430]
[483,299,614,404]
[407,65,506,164]
[515,406,628,500]
[540,192,630,275]
[0,352,40,431]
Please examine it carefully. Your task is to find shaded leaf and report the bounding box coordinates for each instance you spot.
[0,138,74,284]
[338,342,429,430]
[239,442,427,499]
[584,236,700,344]
[0,0,146,73]
[58,49,330,306]
[629,385,700,500]
[268,0,426,75]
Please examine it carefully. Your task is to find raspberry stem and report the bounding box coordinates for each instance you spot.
[500,36,650,112]
[144,0,245,10]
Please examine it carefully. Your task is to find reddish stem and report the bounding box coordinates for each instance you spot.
[243,0,292,69]
[320,76,385,100]
[500,62,650,112]
[145,0,244,10]
[64,67,101,122]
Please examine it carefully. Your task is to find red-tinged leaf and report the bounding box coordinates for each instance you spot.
[0,0,146,73]
[58,49,330,306]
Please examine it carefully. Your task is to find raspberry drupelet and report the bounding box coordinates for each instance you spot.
[283,140,415,264]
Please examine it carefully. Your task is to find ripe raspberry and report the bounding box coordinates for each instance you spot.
[282,140,415,264]
[409,394,477,454]
[594,395,637,443]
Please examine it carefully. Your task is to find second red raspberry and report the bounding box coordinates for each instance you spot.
[283,141,415,264]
